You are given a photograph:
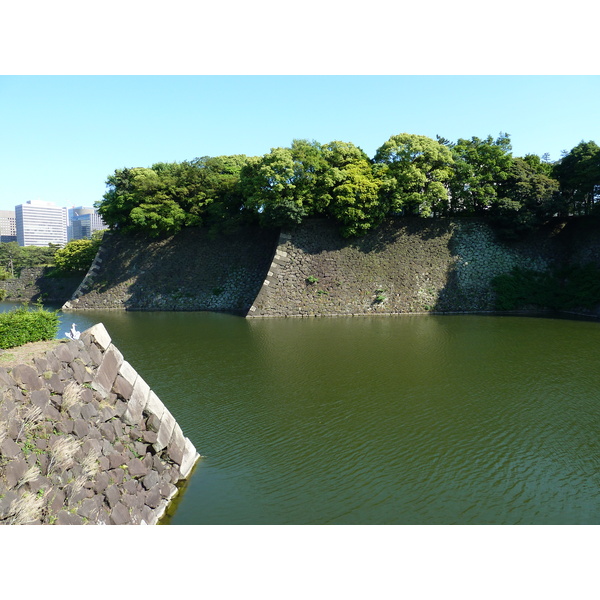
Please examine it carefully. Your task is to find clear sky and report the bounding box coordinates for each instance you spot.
[1,75,598,212]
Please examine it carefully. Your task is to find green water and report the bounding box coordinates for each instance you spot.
[3,302,600,524]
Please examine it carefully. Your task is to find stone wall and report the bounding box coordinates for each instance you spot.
[248,218,568,317]
[1,267,81,304]
[0,323,200,525]
[61,217,598,318]
[63,226,278,312]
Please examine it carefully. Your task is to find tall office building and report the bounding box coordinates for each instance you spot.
[0,210,17,242]
[68,206,106,240]
[15,200,68,246]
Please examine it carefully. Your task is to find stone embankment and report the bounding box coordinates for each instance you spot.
[59,217,600,318]
[1,267,81,305]
[63,226,278,312]
[248,218,566,317]
[0,323,199,525]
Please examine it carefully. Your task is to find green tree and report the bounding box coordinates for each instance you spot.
[0,242,57,275]
[98,164,196,235]
[240,142,328,229]
[239,148,302,228]
[188,155,253,231]
[319,141,385,236]
[96,167,139,231]
[522,153,555,177]
[53,236,102,275]
[553,140,600,215]
[125,166,189,235]
[374,133,455,217]
[491,157,560,238]
[0,242,21,276]
[446,133,514,214]
[288,139,329,213]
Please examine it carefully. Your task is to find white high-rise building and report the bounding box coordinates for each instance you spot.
[15,200,68,247]
[0,210,17,242]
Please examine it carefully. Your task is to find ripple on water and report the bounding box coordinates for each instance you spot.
[39,308,600,525]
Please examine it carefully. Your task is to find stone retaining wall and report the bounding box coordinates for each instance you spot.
[248,218,567,317]
[1,267,81,304]
[0,323,200,525]
[61,217,598,318]
[63,227,278,312]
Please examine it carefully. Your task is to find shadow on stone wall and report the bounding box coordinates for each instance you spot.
[1,267,81,305]
[65,226,279,313]
[286,217,453,256]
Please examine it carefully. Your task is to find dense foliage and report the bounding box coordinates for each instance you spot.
[0,242,58,277]
[52,233,103,275]
[492,264,600,311]
[96,133,600,238]
[0,303,59,349]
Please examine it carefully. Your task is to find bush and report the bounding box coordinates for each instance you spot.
[52,237,101,275]
[554,264,600,310]
[492,264,600,311]
[0,304,59,349]
[492,268,556,310]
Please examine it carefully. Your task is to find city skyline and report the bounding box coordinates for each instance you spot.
[2,200,105,246]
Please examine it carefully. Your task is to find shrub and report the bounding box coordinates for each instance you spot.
[492,264,600,311]
[492,268,556,310]
[0,304,59,349]
[52,236,101,275]
[554,264,600,310]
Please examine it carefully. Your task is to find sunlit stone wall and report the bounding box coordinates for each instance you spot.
[248,218,564,317]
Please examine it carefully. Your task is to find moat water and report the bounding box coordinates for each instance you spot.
[3,302,600,524]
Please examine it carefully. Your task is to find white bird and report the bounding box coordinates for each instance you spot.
[65,323,81,340]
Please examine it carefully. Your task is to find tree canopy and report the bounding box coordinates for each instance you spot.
[0,242,58,277]
[53,234,103,275]
[94,132,599,239]
[374,133,455,217]
[552,141,600,216]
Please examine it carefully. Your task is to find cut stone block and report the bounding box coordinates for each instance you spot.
[85,323,111,351]
[118,361,138,387]
[153,410,176,452]
[179,438,200,479]
[112,374,134,401]
[93,344,124,396]
[145,390,165,420]
[123,376,150,425]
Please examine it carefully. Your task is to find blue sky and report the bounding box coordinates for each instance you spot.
[1,75,598,212]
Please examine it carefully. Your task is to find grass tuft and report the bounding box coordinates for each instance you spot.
[60,382,81,414]
[5,492,45,525]
[47,436,81,475]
